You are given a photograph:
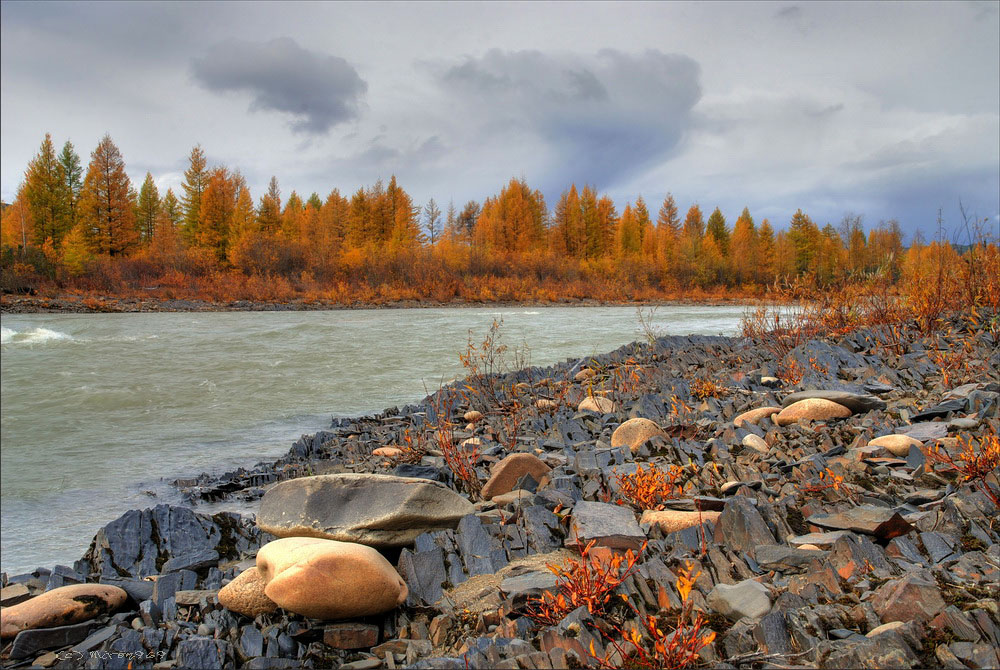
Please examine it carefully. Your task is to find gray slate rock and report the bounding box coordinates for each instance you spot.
[9,622,93,659]
[177,637,232,669]
[82,504,263,579]
[566,501,644,551]
[707,579,772,621]
[898,422,949,442]
[398,546,447,605]
[257,474,474,547]
[755,545,830,571]
[715,496,776,558]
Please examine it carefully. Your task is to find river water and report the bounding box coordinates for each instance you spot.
[0,305,747,575]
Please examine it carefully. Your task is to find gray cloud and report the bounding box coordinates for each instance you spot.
[191,38,367,134]
[775,6,802,20]
[429,48,701,192]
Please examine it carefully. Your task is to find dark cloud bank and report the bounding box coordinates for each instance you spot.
[430,48,702,193]
[191,37,367,134]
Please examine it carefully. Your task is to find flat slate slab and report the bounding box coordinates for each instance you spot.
[257,474,475,548]
[898,422,948,442]
[566,501,644,551]
[806,505,914,541]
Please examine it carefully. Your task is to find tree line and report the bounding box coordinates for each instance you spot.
[0,132,974,303]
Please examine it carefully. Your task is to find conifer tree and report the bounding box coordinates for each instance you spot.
[136,173,160,243]
[705,207,730,258]
[424,198,442,245]
[281,191,305,240]
[181,145,207,241]
[634,196,655,258]
[551,185,585,257]
[78,134,137,256]
[24,133,69,246]
[198,167,238,259]
[757,219,776,282]
[656,193,681,269]
[59,141,83,233]
[444,200,457,240]
[788,209,820,273]
[617,203,641,256]
[258,176,282,234]
[161,189,182,229]
[457,201,480,242]
[730,207,757,284]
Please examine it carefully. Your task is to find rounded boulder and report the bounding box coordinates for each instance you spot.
[256,537,407,619]
[1,584,127,639]
[480,453,552,500]
[733,407,781,427]
[867,434,922,457]
[257,473,475,548]
[610,418,665,454]
[218,567,278,618]
[578,396,618,414]
[775,398,852,426]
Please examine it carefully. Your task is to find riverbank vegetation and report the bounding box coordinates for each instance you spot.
[2,133,997,309]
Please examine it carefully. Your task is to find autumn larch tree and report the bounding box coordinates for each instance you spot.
[730,207,757,284]
[136,172,160,243]
[198,167,239,260]
[23,133,69,247]
[59,140,83,234]
[656,193,681,273]
[424,198,442,245]
[705,207,730,259]
[788,208,820,274]
[258,176,282,234]
[551,184,585,257]
[78,134,137,256]
[616,203,641,257]
[181,145,208,243]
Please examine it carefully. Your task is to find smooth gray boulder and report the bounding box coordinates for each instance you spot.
[257,474,474,548]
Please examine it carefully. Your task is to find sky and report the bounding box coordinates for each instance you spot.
[2,0,998,240]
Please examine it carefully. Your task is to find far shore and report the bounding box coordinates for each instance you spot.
[0,293,782,315]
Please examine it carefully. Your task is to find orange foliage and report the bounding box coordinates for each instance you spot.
[593,561,717,670]
[614,463,686,511]
[524,539,646,626]
[925,432,1000,509]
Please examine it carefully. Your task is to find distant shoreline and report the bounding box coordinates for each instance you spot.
[0,293,774,314]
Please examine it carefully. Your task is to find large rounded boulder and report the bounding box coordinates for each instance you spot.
[256,537,407,619]
[1,584,127,639]
[868,434,922,457]
[257,473,474,548]
[218,567,278,618]
[610,418,665,454]
[733,407,781,427]
[775,398,852,426]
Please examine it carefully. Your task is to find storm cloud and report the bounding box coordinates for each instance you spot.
[430,49,701,192]
[1,2,997,236]
[191,38,367,134]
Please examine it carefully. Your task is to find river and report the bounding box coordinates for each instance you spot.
[0,305,748,575]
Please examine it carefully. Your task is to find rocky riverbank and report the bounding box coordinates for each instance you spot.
[2,317,999,669]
